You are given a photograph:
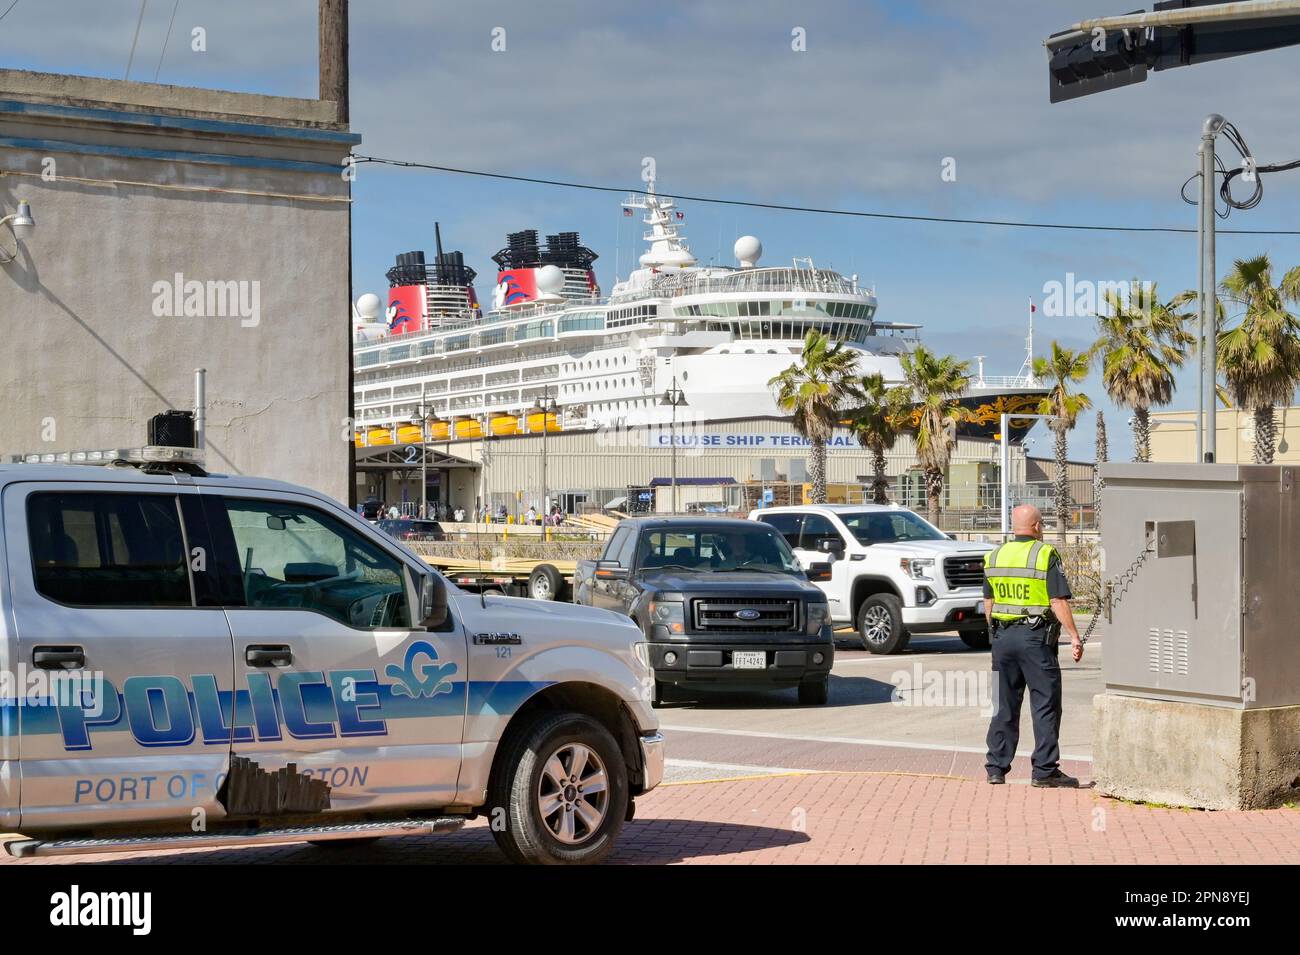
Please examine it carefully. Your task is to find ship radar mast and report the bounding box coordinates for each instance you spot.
[622,176,697,270]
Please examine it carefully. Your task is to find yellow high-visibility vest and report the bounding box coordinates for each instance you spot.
[984,539,1057,622]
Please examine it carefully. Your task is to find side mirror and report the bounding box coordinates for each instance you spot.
[947,533,958,541]
[805,562,833,582]
[595,560,629,580]
[420,572,448,629]
[817,537,844,556]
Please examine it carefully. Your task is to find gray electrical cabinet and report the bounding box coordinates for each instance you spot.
[1101,462,1300,709]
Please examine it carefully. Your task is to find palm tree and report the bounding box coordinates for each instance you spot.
[850,373,911,503]
[898,346,970,526]
[1034,342,1093,540]
[769,330,863,503]
[1094,282,1196,461]
[1217,255,1300,464]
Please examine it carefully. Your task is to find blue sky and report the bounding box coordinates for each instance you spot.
[6,0,1300,460]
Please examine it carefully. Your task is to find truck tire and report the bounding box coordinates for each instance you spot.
[488,711,628,865]
[857,593,908,654]
[798,676,829,706]
[529,564,565,601]
[959,628,991,650]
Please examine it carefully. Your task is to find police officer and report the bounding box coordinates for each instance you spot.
[983,504,1082,788]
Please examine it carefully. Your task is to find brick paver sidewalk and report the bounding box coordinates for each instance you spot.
[5,769,1299,865]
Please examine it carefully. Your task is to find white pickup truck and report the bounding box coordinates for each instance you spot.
[0,458,662,864]
[749,504,993,654]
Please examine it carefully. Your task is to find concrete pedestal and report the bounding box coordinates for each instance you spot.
[1094,693,1300,810]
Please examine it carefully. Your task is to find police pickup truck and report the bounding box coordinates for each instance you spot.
[0,458,663,864]
[750,504,994,654]
[573,518,834,705]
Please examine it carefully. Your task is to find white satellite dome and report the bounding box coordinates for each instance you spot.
[734,236,762,268]
[355,292,382,320]
[639,248,697,269]
[535,264,566,295]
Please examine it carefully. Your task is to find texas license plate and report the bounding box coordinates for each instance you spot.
[732,651,766,670]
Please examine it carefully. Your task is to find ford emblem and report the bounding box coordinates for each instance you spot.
[734,609,762,621]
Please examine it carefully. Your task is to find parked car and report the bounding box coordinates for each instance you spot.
[750,504,994,653]
[377,517,446,541]
[574,517,834,705]
[0,460,662,864]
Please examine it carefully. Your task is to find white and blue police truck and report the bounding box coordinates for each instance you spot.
[0,449,663,864]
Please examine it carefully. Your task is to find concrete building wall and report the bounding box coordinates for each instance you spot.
[0,70,358,502]
[1149,407,1300,465]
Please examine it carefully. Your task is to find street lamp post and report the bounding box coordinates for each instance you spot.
[533,387,559,518]
[416,382,429,519]
[659,376,688,514]
[999,412,1060,539]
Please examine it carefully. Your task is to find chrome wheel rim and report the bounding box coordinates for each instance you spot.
[862,605,893,645]
[532,574,551,599]
[536,742,609,845]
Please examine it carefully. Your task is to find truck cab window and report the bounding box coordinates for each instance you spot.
[27,492,191,607]
[223,498,411,629]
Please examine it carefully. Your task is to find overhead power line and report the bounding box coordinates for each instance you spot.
[0,0,22,24]
[352,154,1300,236]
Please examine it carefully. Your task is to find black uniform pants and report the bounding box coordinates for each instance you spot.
[985,621,1062,779]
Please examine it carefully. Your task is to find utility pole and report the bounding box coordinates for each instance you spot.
[1199,114,1226,462]
[318,0,349,124]
[660,376,688,514]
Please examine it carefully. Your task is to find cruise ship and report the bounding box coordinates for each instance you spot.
[351,178,1047,448]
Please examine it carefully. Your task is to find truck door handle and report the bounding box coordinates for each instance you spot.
[33,646,85,669]
[245,645,293,667]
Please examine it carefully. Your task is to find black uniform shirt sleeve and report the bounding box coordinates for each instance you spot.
[983,578,993,599]
[1046,552,1072,600]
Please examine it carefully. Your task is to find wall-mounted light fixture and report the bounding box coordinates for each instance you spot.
[0,198,35,263]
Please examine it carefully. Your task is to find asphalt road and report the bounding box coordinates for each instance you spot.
[658,625,1104,783]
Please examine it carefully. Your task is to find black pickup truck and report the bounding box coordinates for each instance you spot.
[574,518,834,705]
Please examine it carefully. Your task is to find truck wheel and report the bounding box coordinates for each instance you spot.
[488,712,628,865]
[959,629,991,650]
[857,594,907,654]
[798,676,829,706]
[529,564,565,601]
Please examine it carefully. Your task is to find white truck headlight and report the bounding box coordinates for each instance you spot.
[900,558,935,581]
[649,600,686,635]
[805,602,831,635]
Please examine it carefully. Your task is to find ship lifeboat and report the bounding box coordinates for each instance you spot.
[490,414,520,436]
[525,411,561,433]
[364,427,395,446]
[395,424,424,445]
[428,420,450,441]
[454,418,483,440]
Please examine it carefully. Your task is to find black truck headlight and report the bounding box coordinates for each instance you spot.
[805,602,831,636]
[649,600,686,635]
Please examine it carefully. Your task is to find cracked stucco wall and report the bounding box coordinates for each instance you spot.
[0,75,355,503]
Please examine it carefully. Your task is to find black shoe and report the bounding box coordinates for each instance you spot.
[986,769,1006,785]
[1031,770,1079,788]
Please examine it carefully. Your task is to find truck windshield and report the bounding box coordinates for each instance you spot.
[639,526,800,574]
[841,510,947,544]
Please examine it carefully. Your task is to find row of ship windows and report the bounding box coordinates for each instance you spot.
[677,300,875,319]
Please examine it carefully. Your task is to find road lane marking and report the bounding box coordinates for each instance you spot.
[660,723,1092,763]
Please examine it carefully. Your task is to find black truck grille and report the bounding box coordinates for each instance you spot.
[691,597,800,632]
[944,556,986,589]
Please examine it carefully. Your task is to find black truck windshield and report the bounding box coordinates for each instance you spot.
[637,526,800,574]
[841,510,947,544]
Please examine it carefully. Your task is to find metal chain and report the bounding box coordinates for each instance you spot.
[1080,543,1151,645]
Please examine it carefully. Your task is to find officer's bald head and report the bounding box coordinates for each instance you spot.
[1011,504,1043,539]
